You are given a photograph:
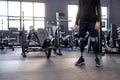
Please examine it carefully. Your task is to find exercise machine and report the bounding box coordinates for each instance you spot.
[20,26,52,59]
[0,19,15,51]
[102,24,120,53]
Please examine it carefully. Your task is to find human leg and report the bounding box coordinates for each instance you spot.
[75,38,87,66]
[75,22,88,66]
[88,22,100,67]
[91,37,100,67]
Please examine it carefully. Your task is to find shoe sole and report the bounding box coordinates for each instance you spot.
[96,64,101,67]
[75,62,85,66]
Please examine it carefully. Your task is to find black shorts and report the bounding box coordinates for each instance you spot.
[78,21,98,37]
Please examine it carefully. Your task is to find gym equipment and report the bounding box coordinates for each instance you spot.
[45,21,63,56]
[62,28,79,48]
[20,27,52,59]
[20,12,52,58]
[102,30,111,52]
[108,24,120,53]
[46,20,79,50]
[102,24,120,53]
[53,12,65,55]
[45,12,68,55]
[53,12,78,52]
[0,19,15,51]
[0,19,6,50]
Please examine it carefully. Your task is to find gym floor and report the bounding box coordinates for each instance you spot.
[0,47,120,80]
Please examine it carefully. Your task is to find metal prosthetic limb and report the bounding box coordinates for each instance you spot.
[75,38,87,66]
[91,37,101,67]
[91,37,98,58]
[79,38,87,56]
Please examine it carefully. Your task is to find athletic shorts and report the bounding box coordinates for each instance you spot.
[78,21,98,37]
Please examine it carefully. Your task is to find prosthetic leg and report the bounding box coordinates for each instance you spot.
[91,37,100,67]
[75,38,87,66]
[75,37,101,67]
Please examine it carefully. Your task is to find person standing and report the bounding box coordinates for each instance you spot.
[74,0,101,67]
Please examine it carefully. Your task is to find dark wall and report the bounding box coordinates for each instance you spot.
[110,0,120,27]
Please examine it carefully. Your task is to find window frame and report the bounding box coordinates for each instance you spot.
[0,1,45,30]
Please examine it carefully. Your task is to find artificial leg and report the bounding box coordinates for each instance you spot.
[91,37,101,67]
[75,38,87,66]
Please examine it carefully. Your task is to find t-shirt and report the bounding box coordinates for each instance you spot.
[75,0,101,24]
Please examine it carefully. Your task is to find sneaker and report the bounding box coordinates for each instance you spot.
[75,56,85,66]
[95,58,101,67]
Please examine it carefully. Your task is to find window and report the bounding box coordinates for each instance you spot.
[21,2,33,30]
[0,17,7,30]
[34,3,45,29]
[8,2,20,16]
[21,2,45,30]
[34,3,45,17]
[0,1,7,30]
[0,1,45,30]
[101,6,108,31]
[22,2,33,17]
[0,1,7,16]
[8,1,20,29]
[68,5,78,31]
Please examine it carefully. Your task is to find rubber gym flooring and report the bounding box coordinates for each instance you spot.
[0,47,120,80]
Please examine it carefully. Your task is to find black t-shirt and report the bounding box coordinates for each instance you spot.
[75,0,100,24]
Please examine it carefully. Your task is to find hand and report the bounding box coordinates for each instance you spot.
[73,24,79,32]
[95,22,100,30]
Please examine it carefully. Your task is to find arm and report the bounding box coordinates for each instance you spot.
[95,0,101,30]
[75,5,80,25]
[73,0,80,32]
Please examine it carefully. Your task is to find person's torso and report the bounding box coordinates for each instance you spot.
[79,0,98,22]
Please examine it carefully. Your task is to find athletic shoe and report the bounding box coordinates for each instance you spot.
[95,58,101,67]
[75,56,85,66]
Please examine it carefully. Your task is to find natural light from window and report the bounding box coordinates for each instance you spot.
[0,1,7,30]
[101,6,108,31]
[34,3,45,29]
[0,1,45,30]
[68,5,78,31]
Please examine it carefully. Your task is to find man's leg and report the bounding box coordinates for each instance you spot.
[75,22,88,66]
[88,22,101,67]
[75,38,87,66]
[91,37,100,67]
